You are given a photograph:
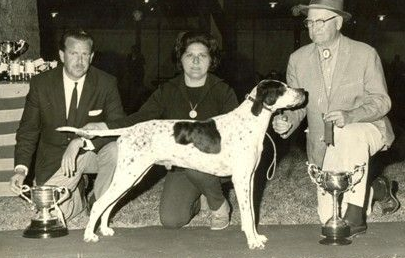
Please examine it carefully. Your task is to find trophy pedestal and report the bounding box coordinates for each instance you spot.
[23,218,68,239]
[320,221,351,245]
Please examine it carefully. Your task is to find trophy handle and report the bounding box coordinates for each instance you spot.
[20,185,33,204]
[14,40,25,53]
[52,187,70,207]
[51,187,69,228]
[307,162,323,186]
[347,163,366,192]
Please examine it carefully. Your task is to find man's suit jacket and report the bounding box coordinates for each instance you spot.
[283,35,395,167]
[15,66,126,184]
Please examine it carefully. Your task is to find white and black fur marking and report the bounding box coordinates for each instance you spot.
[173,119,221,154]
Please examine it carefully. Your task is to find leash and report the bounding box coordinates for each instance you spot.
[245,91,278,180]
[265,132,277,181]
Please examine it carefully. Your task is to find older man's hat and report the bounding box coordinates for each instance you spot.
[293,0,352,22]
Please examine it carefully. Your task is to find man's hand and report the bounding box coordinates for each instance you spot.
[79,122,108,139]
[10,168,26,195]
[61,138,83,177]
[324,110,352,128]
[272,114,292,139]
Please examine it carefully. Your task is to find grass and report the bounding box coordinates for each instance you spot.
[1,131,404,231]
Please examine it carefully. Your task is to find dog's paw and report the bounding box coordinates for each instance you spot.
[247,235,267,250]
[83,232,99,243]
[99,227,115,236]
[257,234,268,244]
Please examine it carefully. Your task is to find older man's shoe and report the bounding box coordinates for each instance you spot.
[372,176,400,215]
[343,203,367,238]
[347,222,367,238]
[210,200,230,230]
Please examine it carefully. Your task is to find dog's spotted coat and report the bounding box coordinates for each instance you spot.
[82,80,306,249]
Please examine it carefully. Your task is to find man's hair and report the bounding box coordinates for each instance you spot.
[59,29,94,52]
[174,31,221,71]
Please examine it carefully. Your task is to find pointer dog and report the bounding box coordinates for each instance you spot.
[81,79,305,249]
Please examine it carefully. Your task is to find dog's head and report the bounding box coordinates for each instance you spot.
[250,79,306,116]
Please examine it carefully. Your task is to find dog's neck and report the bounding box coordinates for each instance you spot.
[230,98,272,138]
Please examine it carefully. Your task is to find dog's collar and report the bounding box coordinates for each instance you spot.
[245,94,255,103]
[245,94,276,113]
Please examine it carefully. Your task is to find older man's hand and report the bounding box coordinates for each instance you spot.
[272,114,292,139]
[324,110,352,128]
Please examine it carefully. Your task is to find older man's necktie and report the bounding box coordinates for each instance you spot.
[67,82,78,126]
[320,50,334,146]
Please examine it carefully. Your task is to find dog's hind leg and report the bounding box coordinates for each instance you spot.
[98,200,118,237]
[83,171,136,243]
[98,163,154,237]
[232,169,268,250]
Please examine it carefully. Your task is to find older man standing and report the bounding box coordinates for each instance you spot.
[273,0,399,237]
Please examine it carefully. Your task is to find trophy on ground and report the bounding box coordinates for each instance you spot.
[20,185,69,238]
[307,163,365,245]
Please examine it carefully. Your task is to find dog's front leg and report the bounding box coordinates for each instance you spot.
[232,170,268,249]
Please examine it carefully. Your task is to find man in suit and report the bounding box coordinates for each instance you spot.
[273,0,399,236]
[9,29,125,220]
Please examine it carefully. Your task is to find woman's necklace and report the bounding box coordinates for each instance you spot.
[189,102,198,118]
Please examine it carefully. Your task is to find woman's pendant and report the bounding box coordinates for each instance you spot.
[189,110,197,119]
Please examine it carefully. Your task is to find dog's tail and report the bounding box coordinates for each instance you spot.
[56,126,128,137]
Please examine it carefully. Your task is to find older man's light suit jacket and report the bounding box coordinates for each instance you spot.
[283,35,394,167]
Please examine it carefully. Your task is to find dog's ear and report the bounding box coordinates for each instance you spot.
[251,81,267,116]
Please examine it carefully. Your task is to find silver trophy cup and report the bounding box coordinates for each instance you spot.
[307,163,365,245]
[20,185,69,238]
[0,40,28,62]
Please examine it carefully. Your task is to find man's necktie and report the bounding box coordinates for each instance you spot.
[67,82,78,126]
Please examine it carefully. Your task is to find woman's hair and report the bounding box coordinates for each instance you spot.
[174,31,221,71]
[59,28,94,52]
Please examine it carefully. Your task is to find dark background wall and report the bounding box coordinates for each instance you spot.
[2,0,404,114]
[0,0,40,59]
[43,27,405,110]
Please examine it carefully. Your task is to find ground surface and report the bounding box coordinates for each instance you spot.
[1,223,405,258]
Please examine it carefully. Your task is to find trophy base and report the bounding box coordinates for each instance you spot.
[23,218,68,239]
[320,224,351,246]
[319,236,352,246]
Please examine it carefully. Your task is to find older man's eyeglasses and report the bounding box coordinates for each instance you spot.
[304,16,338,28]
